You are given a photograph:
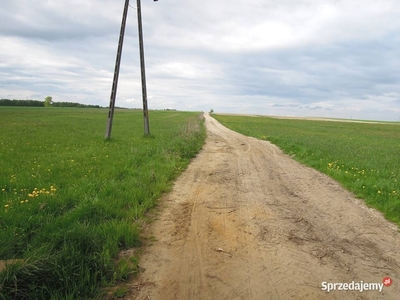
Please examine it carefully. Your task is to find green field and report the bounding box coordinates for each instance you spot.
[213,114,400,225]
[0,107,205,299]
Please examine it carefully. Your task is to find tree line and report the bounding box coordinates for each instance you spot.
[0,98,102,108]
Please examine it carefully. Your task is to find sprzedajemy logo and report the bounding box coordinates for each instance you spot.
[321,277,393,293]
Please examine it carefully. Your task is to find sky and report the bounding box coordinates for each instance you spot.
[1,0,400,121]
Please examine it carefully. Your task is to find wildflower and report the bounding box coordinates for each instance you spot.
[20,200,24,204]
[4,204,9,208]
[1,188,5,192]
[378,191,381,194]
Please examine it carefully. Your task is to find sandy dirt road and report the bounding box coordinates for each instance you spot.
[129,114,400,300]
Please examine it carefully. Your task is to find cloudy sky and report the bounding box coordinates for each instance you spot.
[1,0,400,121]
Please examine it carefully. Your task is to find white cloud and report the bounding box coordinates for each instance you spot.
[1,0,400,121]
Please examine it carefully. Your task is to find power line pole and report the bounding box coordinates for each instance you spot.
[105,0,130,139]
[137,0,150,135]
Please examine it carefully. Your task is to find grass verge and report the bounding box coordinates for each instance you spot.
[213,114,400,225]
[0,107,205,299]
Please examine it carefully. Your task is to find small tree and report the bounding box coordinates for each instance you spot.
[44,96,53,107]
[210,109,214,114]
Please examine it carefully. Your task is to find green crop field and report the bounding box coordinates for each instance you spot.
[213,114,400,225]
[0,107,205,299]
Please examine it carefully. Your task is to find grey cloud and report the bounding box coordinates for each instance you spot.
[1,0,400,121]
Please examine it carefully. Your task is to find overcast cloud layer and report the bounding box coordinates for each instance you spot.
[1,0,400,121]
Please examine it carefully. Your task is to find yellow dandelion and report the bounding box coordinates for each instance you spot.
[4,204,9,208]
[25,200,28,203]
[2,188,5,192]
[20,200,24,204]
[378,191,381,194]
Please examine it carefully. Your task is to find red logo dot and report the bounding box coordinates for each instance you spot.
[383,276,392,287]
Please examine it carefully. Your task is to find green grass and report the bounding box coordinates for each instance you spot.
[213,114,400,225]
[0,107,206,299]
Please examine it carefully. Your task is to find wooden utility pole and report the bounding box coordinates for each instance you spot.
[105,0,130,139]
[137,0,150,135]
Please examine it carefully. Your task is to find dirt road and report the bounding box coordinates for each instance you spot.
[129,114,400,299]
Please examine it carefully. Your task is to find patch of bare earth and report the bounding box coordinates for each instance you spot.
[127,114,400,300]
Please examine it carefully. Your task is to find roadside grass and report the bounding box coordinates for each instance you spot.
[0,107,205,299]
[213,114,400,225]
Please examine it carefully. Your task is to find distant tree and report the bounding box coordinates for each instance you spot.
[44,96,53,107]
[0,99,44,107]
[210,109,214,114]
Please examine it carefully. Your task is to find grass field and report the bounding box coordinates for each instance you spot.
[213,114,400,225]
[0,107,205,299]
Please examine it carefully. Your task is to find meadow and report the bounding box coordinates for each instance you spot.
[0,107,205,299]
[213,114,400,225]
